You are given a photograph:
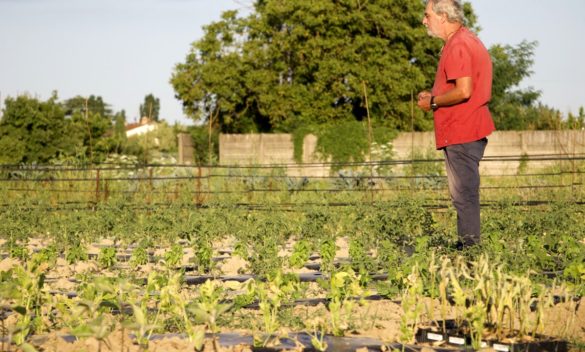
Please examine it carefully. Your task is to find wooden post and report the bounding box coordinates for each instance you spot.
[196,165,202,206]
[104,179,109,202]
[85,98,94,163]
[95,169,100,206]
[148,167,153,205]
[362,81,374,202]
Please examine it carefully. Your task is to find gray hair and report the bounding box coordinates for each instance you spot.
[427,0,465,24]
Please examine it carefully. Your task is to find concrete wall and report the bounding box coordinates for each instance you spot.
[177,133,195,164]
[219,133,295,165]
[219,131,585,176]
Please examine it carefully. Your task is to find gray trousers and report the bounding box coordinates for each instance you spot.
[443,138,488,246]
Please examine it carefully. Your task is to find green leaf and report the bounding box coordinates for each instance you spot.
[13,306,27,315]
[20,343,39,352]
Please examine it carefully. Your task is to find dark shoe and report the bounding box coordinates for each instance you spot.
[452,240,479,251]
[455,240,465,251]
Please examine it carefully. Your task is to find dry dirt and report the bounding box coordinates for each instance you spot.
[1,237,584,351]
[9,297,585,352]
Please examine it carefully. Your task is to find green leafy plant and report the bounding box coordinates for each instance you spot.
[191,236,214,274]
[6,238,28,261]
[164,243,184,268]
[189,279,231,334]
[71,315,114,352]
[97,247,117,269]
[319,238,337,274]
[0,262,49,350]
[122,304,159,350]
[130,246,149,268]
[66,242,88,264]
[289,239,312,269]
[30,243,58,268]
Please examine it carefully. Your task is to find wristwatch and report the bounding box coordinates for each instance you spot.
[430,96,438,111]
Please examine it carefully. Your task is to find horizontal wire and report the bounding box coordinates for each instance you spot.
[0,153,584,172]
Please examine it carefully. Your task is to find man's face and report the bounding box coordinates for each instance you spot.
[422,2,442,38]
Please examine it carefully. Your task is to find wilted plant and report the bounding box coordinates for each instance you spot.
[64,279,118,352]
[251,272,301,346]
[322,269,370,336]
[399,265,425,344]
[306,316,328,352]
[434,253,568,345]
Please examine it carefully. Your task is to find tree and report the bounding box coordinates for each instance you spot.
[139,94,160,121]
[63,95,113,120]
[489,40,543,130]
[108,110,128,155]
[171,0,454,134]
[64,96,114,162]
[0,93,71,164]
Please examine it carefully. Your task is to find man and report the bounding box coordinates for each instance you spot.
[417,0,495,248]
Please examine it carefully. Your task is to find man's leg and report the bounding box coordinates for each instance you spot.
[443,138,488,246]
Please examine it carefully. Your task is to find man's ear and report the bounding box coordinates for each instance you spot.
[439,13,448,24]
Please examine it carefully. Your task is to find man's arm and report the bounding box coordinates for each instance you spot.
[417,76,472,112]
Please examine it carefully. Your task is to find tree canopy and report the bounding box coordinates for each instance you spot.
[171,0,449,134]
[139,94,161,121]
[0,93,177,165]
[172,0,572,136]
[0,93,69,164]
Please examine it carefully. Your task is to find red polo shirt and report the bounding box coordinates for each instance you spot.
[432,27,495,149]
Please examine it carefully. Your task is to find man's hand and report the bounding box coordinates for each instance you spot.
[417,90,432,112]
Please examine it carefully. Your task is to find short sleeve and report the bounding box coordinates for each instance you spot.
[444,43,472,80]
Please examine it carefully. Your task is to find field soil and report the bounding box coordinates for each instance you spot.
[1,237,584,351]
[12,298,585,352]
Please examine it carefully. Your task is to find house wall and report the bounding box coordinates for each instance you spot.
[126,124,157,137]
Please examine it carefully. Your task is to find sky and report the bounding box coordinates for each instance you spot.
[0,0,584,125]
